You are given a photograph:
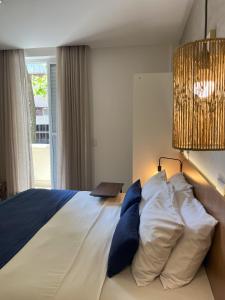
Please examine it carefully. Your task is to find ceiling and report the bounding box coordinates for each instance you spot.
[0,0,194,49]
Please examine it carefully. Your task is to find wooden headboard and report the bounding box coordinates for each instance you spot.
[182,158,225,300]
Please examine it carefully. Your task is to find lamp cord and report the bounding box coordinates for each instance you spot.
[204,0,208,39]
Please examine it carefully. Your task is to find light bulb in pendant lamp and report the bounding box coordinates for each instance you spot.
[173,38,225,150]
[194,80,215,99]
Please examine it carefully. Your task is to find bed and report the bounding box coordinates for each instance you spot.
[0,158,224,300]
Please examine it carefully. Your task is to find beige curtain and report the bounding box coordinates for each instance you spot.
[0,49,33,196]
[57,45,92,190]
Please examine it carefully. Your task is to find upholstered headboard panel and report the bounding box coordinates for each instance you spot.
[182,158,225,300]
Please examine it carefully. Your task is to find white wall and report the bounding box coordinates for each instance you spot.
[90,45,172,190]
[181,0,225,194]
[181,0,225,44]
[25,47,56,58]
[133,73,179,184]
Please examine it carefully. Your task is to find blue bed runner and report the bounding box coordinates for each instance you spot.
[0,188,78,269]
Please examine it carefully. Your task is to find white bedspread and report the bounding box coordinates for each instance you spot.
[0,191,120,300]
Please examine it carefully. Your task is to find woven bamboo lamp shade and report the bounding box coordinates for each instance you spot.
[173,38,225,150]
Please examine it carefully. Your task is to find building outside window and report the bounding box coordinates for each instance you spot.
[27,63,49,144]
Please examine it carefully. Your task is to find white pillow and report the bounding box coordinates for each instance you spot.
[140,171,167,211]
[160,189,218,289]
[169,172,192,192]
[132,183,184,286]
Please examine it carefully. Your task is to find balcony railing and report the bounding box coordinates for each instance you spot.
[34,124,49,144]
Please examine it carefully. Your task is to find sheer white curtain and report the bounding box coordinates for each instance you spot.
[0,49,33,195]
[57,45,92,190]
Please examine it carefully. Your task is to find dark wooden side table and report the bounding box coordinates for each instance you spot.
[0,181,7,201]
[90,182,124,198]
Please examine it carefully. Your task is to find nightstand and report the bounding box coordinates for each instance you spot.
[90,182,124,198]
[104,192,125,205]
[0,181,7,201]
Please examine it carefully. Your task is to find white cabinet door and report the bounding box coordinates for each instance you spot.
[133,73,179,183]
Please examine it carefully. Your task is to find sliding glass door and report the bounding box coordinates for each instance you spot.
[26,58,57,188]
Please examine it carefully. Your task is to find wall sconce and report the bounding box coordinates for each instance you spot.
[157,157,183,173]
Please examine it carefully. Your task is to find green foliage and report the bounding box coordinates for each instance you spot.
[32,75,48,97]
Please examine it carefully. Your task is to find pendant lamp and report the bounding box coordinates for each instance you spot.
[173,0,225,150]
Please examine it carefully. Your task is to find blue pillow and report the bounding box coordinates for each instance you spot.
[120,179,142,216]
[107,202,140,278]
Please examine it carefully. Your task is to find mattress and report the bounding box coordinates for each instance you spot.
[101,266,214,300]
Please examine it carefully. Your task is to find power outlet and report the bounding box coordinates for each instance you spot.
[217,174,225,195]
[217,174,225,185]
